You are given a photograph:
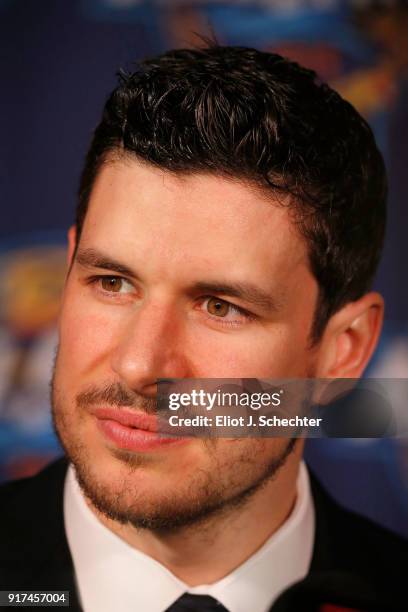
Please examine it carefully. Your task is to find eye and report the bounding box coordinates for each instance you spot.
[91,275,134,295]
[206,297,231,317]
[202,296,254,326]
[101,277,125,293]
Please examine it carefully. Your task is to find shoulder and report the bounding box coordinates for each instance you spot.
[0,458,80,599]
[0,457,68,512]
[309,468,408,608]
[0,457,69,561]
[310,468,407,560]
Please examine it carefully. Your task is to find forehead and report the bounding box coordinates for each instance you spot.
[81,159,310,290]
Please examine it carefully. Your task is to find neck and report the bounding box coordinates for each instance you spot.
[91,450,302,585]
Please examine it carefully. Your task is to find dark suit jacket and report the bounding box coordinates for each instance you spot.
[0,457,406,612]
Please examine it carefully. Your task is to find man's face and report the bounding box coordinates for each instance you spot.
[52,158,320,530]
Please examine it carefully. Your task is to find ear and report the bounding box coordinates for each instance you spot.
[67,225,77,270]
[315,292,384,379]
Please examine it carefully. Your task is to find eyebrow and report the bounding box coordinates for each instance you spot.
[190,282,283,312]
[75,248,284,312]
[75,248,140,279]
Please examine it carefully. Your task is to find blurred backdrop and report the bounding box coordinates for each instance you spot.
[1,0,407,536]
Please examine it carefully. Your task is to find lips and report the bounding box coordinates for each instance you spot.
[90,406,189,452]
[90,406,162,431]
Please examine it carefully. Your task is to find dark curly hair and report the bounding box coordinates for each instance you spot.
[76,44,387,344]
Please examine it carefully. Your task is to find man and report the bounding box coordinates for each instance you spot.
[0,45,406,612]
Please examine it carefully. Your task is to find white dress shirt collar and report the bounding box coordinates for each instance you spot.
[64,461,314,612]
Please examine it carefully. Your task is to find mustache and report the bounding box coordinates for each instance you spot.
[76,382,158,414]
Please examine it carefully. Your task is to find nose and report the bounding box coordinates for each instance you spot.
[110,300,191,395]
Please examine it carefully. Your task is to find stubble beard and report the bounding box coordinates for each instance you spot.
[50,360,298,535]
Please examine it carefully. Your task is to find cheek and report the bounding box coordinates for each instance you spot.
[57,290,122,378]
[188,323,311,378]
